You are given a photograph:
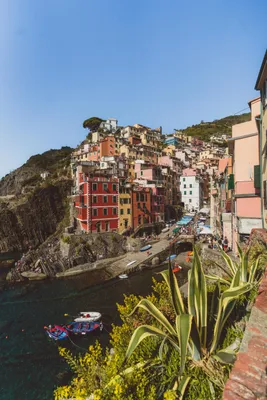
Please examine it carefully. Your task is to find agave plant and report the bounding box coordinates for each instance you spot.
[205,244,261,287]
[124,248,253,398]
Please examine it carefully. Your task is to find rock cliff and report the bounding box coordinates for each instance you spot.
[0,180,72,253]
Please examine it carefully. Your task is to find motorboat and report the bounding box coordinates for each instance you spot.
[172,266,182,273]
[45,325,68,341]
[74,311,102,323]
[66,321,103,336]
[166,254,176,261]
[119,274,128,279]
[162,227,169,233]
[140,244,152,252]
[126,260,136,266]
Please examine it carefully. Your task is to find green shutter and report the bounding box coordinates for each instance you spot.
[228,174,234,190]
[254,165,260,189]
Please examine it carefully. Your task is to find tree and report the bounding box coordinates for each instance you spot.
[82,117,104,132]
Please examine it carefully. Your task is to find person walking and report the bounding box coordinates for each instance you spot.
[223,236,229,252]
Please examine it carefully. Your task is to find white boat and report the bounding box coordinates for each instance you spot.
[162,227,169,233]
[127,260,137,267]
[119,274,128,279]
[74,311,102,323]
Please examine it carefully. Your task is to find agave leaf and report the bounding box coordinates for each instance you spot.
[189,317,201,361]
[160,267,185,315]
[209,281,221,326]
[249,256,260,284]
[188,269,196,318]
[105,360,149,387]
[231,265,241,288]
[205,274,230,286]
[240,245,249,283]
[194,248,208,348]
[219,247,238,276]
[236,242,243,260]
[213,349,236,364]
[222,283,252,308]
[125,324,171,360]
[177,375,190,399]
[176,314,193,374]
[128,298,176,337]
[159,336,168,362]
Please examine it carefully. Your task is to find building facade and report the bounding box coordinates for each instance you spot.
[181,168,203,212]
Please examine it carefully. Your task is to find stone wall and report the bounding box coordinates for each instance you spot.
[223,266,267,400]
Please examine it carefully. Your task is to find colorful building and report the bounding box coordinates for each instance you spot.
[131,187,152,229]
[228,97,262,251]
[74,166,119,233]
[119,185,132,233]
[255,50,267,228]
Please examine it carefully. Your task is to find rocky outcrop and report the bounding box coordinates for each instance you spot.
[7,232,128,281]
[0,180,72,253]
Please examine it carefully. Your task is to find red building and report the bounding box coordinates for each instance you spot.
[131,187,152,230]
[75,171,119,233]
[151,186,165,222]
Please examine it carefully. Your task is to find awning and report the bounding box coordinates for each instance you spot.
[173,227,180,233]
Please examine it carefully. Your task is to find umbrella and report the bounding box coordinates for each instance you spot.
[166,254,176,261]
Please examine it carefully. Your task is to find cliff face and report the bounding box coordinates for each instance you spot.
[0,180,72,253]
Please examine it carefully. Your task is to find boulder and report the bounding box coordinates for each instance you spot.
[152,256,160,266]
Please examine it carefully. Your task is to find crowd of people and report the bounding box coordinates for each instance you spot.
[206,235,230,252]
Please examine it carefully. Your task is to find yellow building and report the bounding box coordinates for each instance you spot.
[119,187,132,233]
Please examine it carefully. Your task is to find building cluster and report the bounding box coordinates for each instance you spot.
[71,117,228,234]
[210,49,267,253]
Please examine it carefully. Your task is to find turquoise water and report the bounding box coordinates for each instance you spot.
[0,265,186,400]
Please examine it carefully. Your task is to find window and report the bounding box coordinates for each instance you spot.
[143,203,146,209]
[140,194,144,202]
[93,196,97,203]
[189,199,192,203]
[93,209,98,216]
[138,215,142,224]
[92,183,97,191]
[190,184,192,188]
[113,196,117,203]
[103,183,108,191]
[103,208,108,216]
[120,209,124,215]
[103,196,108,203]
[127,208,131,214]
[112,184,117,191]
[190,191,192,195]
[183,178,185,181]
[105,222,109,232]
[184,184,186,188]
[138,203,141,209]
[184,191,186,195]
[113,208,117,215]
[136,193,140,201]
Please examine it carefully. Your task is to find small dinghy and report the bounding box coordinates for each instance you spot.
[140,244,152,252]
[45,325,68,341]
[162,227,169,233]
[166,254,176,261]
[127,260,137,267]
[66,321,103,336]
[172,266,182,273]
[119,274,128,279]
[74,311,102,323]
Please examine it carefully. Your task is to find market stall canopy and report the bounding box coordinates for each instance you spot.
[199,227,212,235]
[173,227,180,233]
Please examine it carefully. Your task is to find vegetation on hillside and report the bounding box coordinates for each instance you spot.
[83,117,104,131]
[54,245,263,400]
[178,113,251,141]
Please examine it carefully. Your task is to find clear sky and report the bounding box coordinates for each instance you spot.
[0,0,266,178]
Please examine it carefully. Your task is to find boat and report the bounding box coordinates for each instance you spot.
[119,274,128,279]
[126,260,137,266]
[45,325,68,341]
[74,311,102,323]
[140,244,152,252]
[166,254,177,261]
[162,227,169,233]
[172,266,182,273]
[66,321,103,336]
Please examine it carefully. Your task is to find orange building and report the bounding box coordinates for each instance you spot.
[131,187,152,229]
[100,136,116,158]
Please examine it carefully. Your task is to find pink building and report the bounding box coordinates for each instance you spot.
[229,97,262,251]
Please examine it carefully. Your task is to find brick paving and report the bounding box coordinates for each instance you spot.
[223,268,267,400]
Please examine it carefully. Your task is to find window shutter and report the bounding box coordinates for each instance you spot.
[228,174,234,190]
[254,165,261,189]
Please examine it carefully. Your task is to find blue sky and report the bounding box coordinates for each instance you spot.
[0,0,266,178]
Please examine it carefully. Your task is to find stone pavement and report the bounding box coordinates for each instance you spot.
[223,267,267,400]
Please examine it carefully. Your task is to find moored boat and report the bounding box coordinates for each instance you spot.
[119,274,128,279]
[74,311,102,323]
[140,244,152,252]
[44,325,68,341]
[66,321,103,335]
